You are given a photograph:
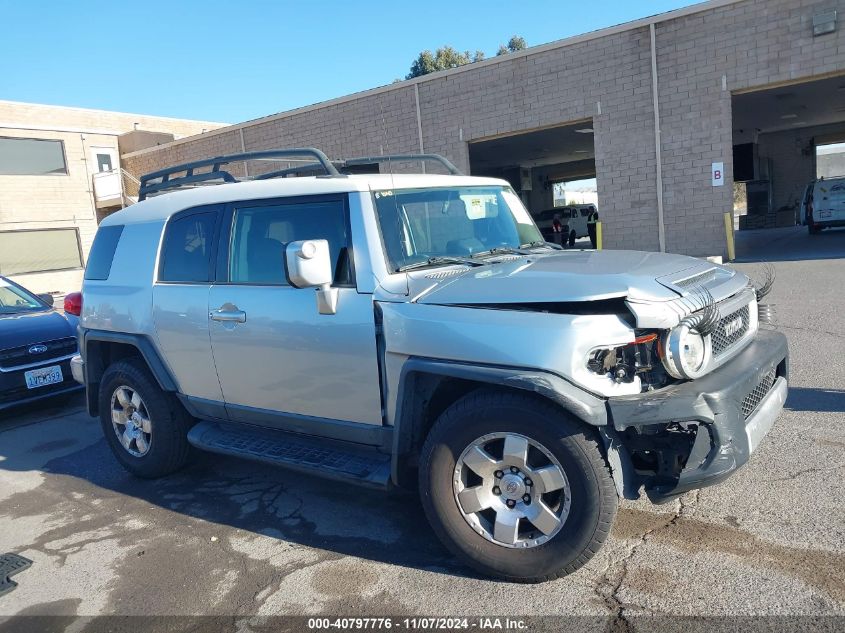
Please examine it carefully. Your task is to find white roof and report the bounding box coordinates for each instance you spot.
[102,173,508,226]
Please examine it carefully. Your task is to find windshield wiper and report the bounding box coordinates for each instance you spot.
[471,246,530,259]
[521,240,562,250]
[397,256,483,272]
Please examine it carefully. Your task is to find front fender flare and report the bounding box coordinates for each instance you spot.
[391,358,608,486]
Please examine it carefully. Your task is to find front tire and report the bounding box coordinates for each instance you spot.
[419,389,617,582]
[98,358,193,479]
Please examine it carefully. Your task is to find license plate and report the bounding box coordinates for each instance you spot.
[24,365,63,389]
[819,210,832,218]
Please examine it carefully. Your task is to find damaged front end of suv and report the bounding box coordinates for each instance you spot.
[380,250,787,504]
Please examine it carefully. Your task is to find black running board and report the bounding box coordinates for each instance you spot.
[187,421,393,489]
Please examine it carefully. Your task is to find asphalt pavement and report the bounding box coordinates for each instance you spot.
[0,227,843,626]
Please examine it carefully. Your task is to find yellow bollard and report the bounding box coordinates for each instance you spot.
[596,221,603,250]
[723,212,735,261]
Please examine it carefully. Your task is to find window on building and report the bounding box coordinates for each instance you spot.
[96,153,113,173]
[159,212,217,283]
[0,137,68,175]
[0,229,83,274]
[229,197,351,286]
[816,142,845,179]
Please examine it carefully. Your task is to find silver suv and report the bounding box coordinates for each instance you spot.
[71,149,788,582]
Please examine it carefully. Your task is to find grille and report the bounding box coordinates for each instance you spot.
[0,337,77,370]
[741,368,777,418]
[711,305,750,357]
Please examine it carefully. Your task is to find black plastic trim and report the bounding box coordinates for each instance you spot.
[390,357,608,485]
[81,329,179,415]
[607,329,789,501]
[0,383,83,412]
[187,420,392,490]
[225,401,391,448]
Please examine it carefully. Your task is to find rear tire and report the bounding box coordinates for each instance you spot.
[419,389,617,582]
[98,358,193,479]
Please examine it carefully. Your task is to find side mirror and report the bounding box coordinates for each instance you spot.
[38,293,55,307]
[285,239,338,315]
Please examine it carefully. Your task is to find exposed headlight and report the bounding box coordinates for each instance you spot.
[661,324,711,379]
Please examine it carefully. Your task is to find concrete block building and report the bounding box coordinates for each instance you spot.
[121,0,845,260]
[0,101,226,297]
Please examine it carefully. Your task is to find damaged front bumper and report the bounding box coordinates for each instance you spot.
[605,329,788,502]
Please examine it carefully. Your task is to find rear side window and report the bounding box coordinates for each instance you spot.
[84,225,124,280]
[159,212,217,283]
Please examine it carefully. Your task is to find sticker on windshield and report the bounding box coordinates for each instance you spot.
[461,194,498,219]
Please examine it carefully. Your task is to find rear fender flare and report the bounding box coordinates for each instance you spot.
[81,329,178,415]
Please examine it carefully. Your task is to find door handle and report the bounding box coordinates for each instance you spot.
[210,308,246,323]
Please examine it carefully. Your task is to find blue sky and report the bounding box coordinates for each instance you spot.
[1,0,699,124]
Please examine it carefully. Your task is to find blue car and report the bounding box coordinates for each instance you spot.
[0,276,82,411]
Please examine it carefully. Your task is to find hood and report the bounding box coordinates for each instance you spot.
[407,250,741,306]
[0,309,76,349]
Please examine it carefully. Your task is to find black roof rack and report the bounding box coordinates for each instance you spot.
[137,148,462,201]
[342,154,461,175]
[138,148,340,201]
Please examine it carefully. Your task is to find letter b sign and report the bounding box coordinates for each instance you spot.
[712,162,725,187]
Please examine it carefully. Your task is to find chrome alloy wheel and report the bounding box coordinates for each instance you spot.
[453,432,570,548]
[110,385,152,457]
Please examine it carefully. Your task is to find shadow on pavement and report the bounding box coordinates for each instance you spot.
[734,225,845,263]
[785,387,845,414]
[0,396,470,581]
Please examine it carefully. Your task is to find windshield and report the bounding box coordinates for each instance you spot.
[0,279,45,314]
[372,185,545,272]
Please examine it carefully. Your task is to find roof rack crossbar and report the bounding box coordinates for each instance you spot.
[138,148,340,200]
[253,162,331,180]
[342,154,462,175]
[140,171,239,198]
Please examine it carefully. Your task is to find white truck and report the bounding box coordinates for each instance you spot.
[534,204,595,244]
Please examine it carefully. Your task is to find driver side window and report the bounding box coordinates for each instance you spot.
[228,197,353,286]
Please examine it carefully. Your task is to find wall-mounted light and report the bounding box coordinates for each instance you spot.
[813,9,837,36]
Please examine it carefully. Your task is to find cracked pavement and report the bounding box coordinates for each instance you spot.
[0,226,843,620]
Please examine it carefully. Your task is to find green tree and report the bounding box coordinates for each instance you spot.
[497,35,527,55]
[405,46,474,79]
[405,44,498,78]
